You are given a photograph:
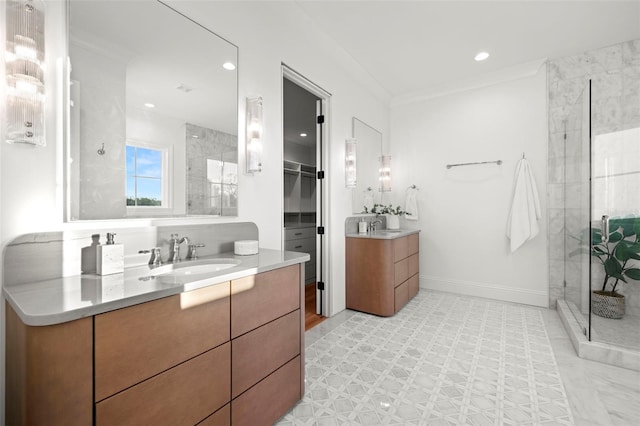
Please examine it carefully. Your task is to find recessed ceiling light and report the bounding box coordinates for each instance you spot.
[144,102,155,108]
[223,62,236,71]
[300,133,307,137]
[192,135,199,139]
[474,52,490,61]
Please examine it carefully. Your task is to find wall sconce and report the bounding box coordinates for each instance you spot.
[379,155,391,192]
[345,138,357,188]
[5,0,46,146]
[245,96,263,174]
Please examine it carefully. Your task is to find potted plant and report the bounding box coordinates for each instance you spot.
[364,203,409,230]
[572,216,640,319]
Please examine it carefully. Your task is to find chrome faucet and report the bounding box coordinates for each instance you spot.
[168,234,190,262]
[370,218,383,232]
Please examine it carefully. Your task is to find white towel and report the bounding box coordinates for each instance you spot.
[405,188,419,221]
[506,158,541,252]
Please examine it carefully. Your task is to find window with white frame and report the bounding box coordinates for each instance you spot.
[126,144,169,208]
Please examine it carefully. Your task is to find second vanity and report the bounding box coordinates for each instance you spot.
[346,228,420,317]
[4,224,309,426]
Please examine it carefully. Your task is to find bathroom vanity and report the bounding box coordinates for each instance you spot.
[4,230,309,426]
[346,229,420,316]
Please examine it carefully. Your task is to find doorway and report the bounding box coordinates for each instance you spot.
[282,66,330,330]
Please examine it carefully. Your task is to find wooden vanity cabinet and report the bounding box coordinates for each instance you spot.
[6,264,305,426]
[5,303,93,426]
[346,233,419,316]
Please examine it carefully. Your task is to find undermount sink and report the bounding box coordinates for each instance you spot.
[150,259,242,279]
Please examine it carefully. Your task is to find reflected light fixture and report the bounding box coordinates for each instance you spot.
[345,138,357,188]
[223,62,236,71]
[379,155,391,192]
[5,0,46,146]
[245,96,263,174]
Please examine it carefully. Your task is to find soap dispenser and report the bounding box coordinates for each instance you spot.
[96,232,124,275]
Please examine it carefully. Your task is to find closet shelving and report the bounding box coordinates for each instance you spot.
[283,160,317,284]
[284,160,317,228]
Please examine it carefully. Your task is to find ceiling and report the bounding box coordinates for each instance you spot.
[294,1,640,100]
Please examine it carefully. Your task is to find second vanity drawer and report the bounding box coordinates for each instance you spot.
[95,283,231,401]
[232,309,300,398]
[96,343,231,426]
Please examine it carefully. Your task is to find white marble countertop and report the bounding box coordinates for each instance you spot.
[345,229,420,240]
[4,249,310,326]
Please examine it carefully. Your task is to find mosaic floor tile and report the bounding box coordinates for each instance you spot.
[277,291,575,425]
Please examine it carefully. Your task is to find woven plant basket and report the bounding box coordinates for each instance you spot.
[592,291,625,319]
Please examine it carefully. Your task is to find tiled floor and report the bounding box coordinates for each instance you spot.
[276,291,622,425]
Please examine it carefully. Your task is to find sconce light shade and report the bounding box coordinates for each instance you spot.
[245,96,263,174]
[5,0,46,146]
[345,138,357,188]
[379,155,391,192]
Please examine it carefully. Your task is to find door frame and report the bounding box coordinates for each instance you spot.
[282,64,332,317]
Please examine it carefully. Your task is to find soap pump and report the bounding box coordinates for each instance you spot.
[96,232,124,275]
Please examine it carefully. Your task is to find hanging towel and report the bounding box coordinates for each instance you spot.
[506,158,541,252]
[405,188,419,221]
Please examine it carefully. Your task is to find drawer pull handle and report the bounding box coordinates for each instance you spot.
[295,232,303,236]
[295,245,303,249]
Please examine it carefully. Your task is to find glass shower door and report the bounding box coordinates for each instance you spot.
[563,85,591,335]
[589,92,640,350]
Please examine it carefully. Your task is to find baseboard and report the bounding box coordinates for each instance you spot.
[421,275,548,308]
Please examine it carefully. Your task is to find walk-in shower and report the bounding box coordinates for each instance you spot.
[555,41,640,370]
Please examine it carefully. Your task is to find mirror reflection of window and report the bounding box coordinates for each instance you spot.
[126,144,167,207]
[207,158,238,215]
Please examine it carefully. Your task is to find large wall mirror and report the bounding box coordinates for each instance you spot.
[351,118,383,213]
[66,0,238,220]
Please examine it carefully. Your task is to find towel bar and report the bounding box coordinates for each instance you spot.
[446,159,502,169]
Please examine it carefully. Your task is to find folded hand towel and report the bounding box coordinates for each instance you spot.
[405,188,419,221]
[507,158,541,252]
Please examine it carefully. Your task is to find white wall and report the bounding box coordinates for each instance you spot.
[0,2,390,421]
[390,66,549,307]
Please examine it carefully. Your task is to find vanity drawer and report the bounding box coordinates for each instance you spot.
[393,233,419,262]
[284,227,316,241]
[95,283,230,401]
[394,281,409,313]
[231,265,300,338]
[394,257,410,286]
[285,236,315,254]
[232,356,302,426]
[408,274,420,299]
[409,253,419,276]
[232,310,300,398]
[96,343,230,426]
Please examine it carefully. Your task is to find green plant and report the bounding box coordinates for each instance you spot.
[572,216,640,294]
[364,203,409,216]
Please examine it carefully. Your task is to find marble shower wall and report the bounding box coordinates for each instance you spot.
[548,39,640,312]
[186,123,238,216]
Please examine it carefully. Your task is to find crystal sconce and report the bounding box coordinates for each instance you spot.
[245,96,263,174]
[379,155,391,192]
[345,138,357,188]
[5,0,46,146]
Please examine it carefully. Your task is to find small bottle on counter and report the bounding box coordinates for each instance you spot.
[358,219,368,234]
[96,232,124,275]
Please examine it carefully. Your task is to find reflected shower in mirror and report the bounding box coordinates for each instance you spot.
[351,118,383,213]
[67,0,238,220]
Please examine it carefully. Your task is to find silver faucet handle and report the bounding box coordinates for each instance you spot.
[187,243,206,260]
[139,248,163,265]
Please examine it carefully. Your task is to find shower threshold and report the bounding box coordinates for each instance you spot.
[557,300,640,371]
